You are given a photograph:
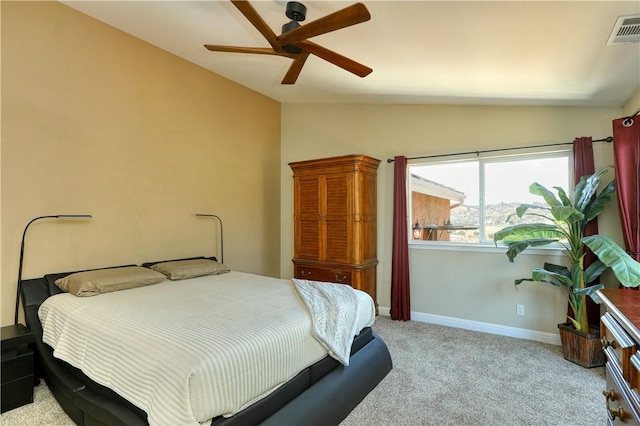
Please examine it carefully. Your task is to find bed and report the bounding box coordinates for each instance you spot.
[20,256,392,426]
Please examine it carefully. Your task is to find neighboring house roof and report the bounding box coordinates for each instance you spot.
[411,174,466,204]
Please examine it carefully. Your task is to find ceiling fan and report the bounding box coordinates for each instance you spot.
[204,0,372,85]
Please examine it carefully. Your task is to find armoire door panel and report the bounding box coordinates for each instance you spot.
[325,221,350,263]
[297,221,320,259]
[297,178,320,221]
[325,175,350,220]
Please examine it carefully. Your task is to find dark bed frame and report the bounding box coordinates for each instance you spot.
[21,261,392,426]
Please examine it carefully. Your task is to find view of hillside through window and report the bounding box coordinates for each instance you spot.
[409,153,571,243]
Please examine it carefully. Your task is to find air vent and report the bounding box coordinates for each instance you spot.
[607,15,640,45]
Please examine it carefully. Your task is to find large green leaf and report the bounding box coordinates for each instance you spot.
[574,175,589,211]
[515,276,561,287]
[583,235,640,287]
[554,186,572,207]
[584,259,607,284]
[583,180,615,223]
[532,268,574,289]
[574,284,605,304]
[515,203,548,218]
[494,224,564,243]
[549,206,584,223]
[529,182,562,207]
[513,278,560,287]
[575,167,611,212]
[543,262,571,277]
[503,239,558,262]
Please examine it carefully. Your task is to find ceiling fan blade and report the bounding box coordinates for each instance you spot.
[231,0,285,53]
[297,41,372,77]
[277,3,370,46]
[281,52,310,85]
[204,45,295,58]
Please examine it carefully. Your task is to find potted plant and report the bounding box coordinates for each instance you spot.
[493,166,640,367]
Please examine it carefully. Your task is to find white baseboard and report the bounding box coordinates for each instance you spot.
[377,306,561,346]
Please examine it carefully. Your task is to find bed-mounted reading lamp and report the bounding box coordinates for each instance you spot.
[195,214,224,264]
[15,214,92,324]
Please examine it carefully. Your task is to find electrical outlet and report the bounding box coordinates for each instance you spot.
[516,304,525,316]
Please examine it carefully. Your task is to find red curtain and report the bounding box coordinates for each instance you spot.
[612,116,640,263]
[391,156,411,321]
[572,137,600,326]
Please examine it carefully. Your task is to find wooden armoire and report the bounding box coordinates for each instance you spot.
[289,154,379,305]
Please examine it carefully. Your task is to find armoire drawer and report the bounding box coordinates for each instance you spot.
[602,312,637,382]
[604,363,640,424]
[295,265,352,285]
[631,354,640,396]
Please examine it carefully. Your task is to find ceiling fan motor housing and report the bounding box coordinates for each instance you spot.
[282,2,306,54]
[286,2,306,22]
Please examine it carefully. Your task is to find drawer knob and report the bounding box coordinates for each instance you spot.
[334,274,347,282]
[607,407,624,421]
[601,337,617,349]
[602,389,616,401]
[604,389,624,421]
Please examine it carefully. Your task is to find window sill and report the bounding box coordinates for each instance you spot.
[409,240,566,256]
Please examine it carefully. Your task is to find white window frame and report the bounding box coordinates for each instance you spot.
[407,149,573,253]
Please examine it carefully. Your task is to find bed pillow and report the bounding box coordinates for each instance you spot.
[55,266,167,297]
[150,258,230,280]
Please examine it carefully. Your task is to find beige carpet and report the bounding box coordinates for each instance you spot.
[1,316,605,426]
[342,316,605,426]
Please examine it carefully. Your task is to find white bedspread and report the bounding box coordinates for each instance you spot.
[39,271,375,426]
[292,279,375,366]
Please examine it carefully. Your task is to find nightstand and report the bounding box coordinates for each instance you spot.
[1,324,35,413]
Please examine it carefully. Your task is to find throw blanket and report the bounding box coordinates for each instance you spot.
[292,279,375,365]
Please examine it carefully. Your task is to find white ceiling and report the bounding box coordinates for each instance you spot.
[61,0,640,106]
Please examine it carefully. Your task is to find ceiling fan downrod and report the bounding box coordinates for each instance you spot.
[282,1,306,54]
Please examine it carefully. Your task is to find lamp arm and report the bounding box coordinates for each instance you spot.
[15,216,58,324]
[15,215,92,324]
[195,214,224,264]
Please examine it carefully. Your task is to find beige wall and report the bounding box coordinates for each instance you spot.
[280,104,624,334]
[623,89,640,115]
[2,1,635,335]
[1,1,281,326]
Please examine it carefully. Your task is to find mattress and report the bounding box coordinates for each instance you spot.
[39,271,375,426]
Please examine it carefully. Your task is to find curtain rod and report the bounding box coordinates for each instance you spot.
[623,107,640,126]
[386,136,613,163]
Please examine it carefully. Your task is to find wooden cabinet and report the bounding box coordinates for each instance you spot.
[290,155,379,305]
[598,289,640,425]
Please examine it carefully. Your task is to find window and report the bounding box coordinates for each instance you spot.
[408,150,571,245]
